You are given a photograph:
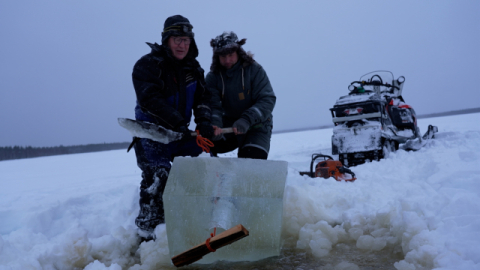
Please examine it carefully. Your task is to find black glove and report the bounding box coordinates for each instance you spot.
[175,125,193,141]
[233,118,250,134]
[196,121,214,139]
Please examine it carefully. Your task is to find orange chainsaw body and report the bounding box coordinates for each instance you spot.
[300,154,356,182]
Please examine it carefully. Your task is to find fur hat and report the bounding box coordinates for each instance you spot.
[161,15,194,44]
[210,31,246,55]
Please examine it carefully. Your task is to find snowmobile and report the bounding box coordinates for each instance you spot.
[330,71,438,167]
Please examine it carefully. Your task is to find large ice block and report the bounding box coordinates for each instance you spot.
[163,157,288,264]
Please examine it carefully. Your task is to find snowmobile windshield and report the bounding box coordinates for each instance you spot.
[359,71,394,93]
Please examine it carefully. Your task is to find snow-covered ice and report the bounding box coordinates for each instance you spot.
[1,113,480,270]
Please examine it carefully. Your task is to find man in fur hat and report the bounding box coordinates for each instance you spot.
[131,15,214,241]
[206,31,276,159]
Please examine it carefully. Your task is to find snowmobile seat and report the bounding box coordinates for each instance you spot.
[349,88,373,95]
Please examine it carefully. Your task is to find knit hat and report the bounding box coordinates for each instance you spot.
[161,15,194,44]
[210,31,246,55]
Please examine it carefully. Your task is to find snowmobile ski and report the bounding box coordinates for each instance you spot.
[401,125,438,151]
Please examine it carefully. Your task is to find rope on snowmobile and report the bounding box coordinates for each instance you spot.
[195,130,214,153]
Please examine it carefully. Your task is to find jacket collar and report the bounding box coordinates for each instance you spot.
[225,60,242,77]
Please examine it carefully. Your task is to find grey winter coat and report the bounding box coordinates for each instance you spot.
[206,60,276,130]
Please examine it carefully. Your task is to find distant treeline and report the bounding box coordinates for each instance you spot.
[0,142,130,162]
[416,107,480,119]
[2,107,479,162]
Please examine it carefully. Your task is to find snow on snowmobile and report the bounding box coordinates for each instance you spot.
[330,71,438,167]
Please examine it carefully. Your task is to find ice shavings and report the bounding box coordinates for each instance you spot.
[278,123,480,269]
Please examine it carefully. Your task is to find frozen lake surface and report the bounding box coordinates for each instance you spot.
[1,113,479,270]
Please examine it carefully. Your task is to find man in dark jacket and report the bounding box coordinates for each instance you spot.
[131,15,213,241]
[206,31,276,159]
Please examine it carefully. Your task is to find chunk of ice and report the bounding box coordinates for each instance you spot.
[163,157,288,263]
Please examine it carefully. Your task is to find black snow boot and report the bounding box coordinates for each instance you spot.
[135,167,169,241]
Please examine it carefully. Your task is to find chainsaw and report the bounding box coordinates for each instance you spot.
[299,154,356,182]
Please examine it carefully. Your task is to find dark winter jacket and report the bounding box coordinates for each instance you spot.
[206,59,275,129]
[132,42,211,130]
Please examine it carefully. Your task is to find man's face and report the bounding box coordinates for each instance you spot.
[168,36,190,60]
[219,52,238,70]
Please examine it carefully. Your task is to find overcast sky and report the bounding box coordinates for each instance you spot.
[1,1,479,147]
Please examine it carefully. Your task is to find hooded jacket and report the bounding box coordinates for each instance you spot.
[206,59,275,129]
[132,42,211,130]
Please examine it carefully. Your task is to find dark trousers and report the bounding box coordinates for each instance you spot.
[211,133,269,160]
[210,117,271,160]
[133,137,202,232]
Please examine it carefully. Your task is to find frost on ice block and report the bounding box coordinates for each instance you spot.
[163,157,288,264]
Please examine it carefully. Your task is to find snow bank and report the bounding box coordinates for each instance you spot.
[280,124,480,269]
